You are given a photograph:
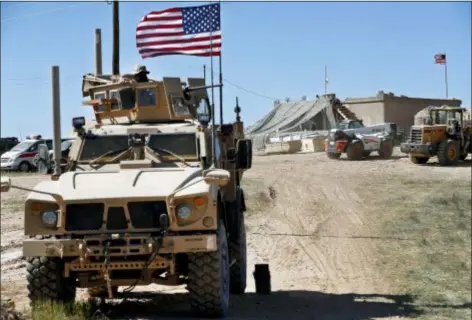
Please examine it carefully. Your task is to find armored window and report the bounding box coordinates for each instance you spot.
[109,91,121,110]
[147,133,198,158]
[79,135,129,161]
[118,88,135,109]
[137,88,157,107]
[94,92,107,112]
[172,97,191,116]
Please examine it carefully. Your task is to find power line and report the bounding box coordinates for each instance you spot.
[223,78,280,101]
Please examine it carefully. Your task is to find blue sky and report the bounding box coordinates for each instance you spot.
[1,1,471,138]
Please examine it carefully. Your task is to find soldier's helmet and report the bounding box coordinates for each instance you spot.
[133,65,150,75]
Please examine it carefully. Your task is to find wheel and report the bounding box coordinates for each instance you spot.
[437,139,460,166]
[460,154,468,161]
[26,256,76,307]
[363,151,371,158]
[378,140,393,159]
[230,213,247,295]
[187,221,230,317]
[326,152,341,159]
[410,155,429,164]
[346,140,364,161]
[18,161,31,172]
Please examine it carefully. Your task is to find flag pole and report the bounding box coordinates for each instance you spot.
[209,2,217,168]
[218,0,223,126]
[444,53,449,98]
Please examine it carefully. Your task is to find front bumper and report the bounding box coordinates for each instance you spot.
[400,142,432,155]
[23,233,218,258]
[0,162,17,170]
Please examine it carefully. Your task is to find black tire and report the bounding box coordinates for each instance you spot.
[26,256,76,307]
[378,140,393,159]
[437,139,460,166]
[326,152,341,159]
[346,140,364,161]
[363,151,371,158]
[410,155,429,164]
[460,154,468,161]
[187,221,230,318]
[18,161,31,172]
[230,213,247,295]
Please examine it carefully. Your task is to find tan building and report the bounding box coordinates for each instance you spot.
[343,91,462,133]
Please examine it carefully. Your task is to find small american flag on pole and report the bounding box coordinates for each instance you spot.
[434,53,446,64]
[136,3,221,59]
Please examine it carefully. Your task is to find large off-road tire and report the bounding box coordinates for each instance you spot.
[410,155,429,164]
[326,152,341,159]
[187,221,230,318]
[230,213,247,295]
[378,139,393,159]
[26,256,76,306]
[346,140,364,161]
[437,139,460,166]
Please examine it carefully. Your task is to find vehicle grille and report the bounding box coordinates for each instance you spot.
[128,201,168,229]
[65,201,168,232]
[65,203,104,231]
[107,207,128,230]
[1,158,8,163]
[409,128,422,143]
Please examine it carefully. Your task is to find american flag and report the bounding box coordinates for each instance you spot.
[136,3,221,59]
[434,53,446,64]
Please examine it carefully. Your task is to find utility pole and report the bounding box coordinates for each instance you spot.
[51,66,62,176]
[112,1,120,75]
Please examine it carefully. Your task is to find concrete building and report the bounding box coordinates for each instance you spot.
[343,91,462,133]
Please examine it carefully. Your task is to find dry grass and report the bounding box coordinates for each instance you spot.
[358,176,471,319]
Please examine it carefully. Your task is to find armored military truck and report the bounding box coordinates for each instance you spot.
[1,70,252,318]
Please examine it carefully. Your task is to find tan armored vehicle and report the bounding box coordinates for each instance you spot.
[1,69,253,317]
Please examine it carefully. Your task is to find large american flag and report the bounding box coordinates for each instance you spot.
[434,53,446,65]
[136,3,221,59]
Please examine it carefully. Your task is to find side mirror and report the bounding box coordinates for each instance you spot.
[72,117,85,130]
[235,139,253,170]
[203,169,230,187]
[1,177,11,192]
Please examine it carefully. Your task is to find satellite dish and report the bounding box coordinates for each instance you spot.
[37,144,50,175]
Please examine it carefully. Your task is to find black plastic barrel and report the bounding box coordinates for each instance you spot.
[253,263,271,294]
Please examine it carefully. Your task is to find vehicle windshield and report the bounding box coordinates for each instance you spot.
[10,141,35,152]
[79,135,130,162]
[147,133,198,159]
[431,110,461,124]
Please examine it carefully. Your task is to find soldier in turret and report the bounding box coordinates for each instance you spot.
[133,65,150,82]
[119,65,152,83]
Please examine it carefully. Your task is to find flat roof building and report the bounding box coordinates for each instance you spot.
[343,91,462,133]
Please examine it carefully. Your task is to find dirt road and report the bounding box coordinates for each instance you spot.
[1,149,470,319]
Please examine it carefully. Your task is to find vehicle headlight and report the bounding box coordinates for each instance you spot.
[176,204,192,220]
[41,211,58,227]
